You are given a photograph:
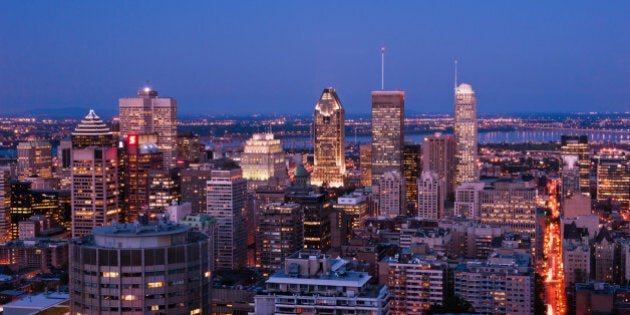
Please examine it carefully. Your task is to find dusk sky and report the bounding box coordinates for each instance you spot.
[1,1,629,117]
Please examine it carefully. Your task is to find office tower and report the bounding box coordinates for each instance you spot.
[417,170,445,219]
[334,192,368,232]
[180,165,213,213]
[479,179,538,236]
[121,134,164,222]
[403,143,421,210]
[254,250,389,315]
[119,87,177,169]
[148,169,180,211]
[285,190,332,251]
[371,91,405,184]
[454,182,485,218]
[9,181,31,240]
[70,110,119,238]
[69,218,211,314]
[177,132,204,165]
[561,155,581,199]
[454,251,533,315]
[360,144,372,187]
[17,141,52,180]
[454,83,479,186]
[561,135,590,193]
[207,167,247,270]
[378,170,404,217]
[312,88,345,188]
[423,133,456,196]
[241,132,288,190]
[596,153,630,210]
[256,203,303,272]
[378,254,447,315]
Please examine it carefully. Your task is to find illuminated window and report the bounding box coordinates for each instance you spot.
[102,272,119,278]
[190,309,201,315]
[121,295,137,301]
[147,282,164,288]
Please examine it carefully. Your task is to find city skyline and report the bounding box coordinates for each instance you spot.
[2,2,630,116]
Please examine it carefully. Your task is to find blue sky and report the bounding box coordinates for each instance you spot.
[1,1,629,116]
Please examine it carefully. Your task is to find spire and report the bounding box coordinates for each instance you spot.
[454,59,458,90]
[381,47,385,90]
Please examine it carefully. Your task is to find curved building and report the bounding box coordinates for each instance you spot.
[454,83,479,185]
[312,88,345,188]
[69,217,211,314]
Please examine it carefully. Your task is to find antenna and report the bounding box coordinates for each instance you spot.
[381,47,385,90]
[454,60,458,90]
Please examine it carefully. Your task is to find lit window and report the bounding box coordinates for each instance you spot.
[191,309,201,315]
[147,282,164,288]
[121,295,137,301]
[102,272,119,278]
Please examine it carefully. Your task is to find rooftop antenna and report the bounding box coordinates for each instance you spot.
[454,60,458,90]
[381,47,385,90]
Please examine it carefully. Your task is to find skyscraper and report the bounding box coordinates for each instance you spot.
[561,135,590,193]
[0,169,9,242]
[312,88,345,188]
[119,87,177,169]
[596,152,630,210]
[403,143,421,211]
[423,133,455,196]
[71,110,119,238]
[454,83,479,185]
[371,91,405,185]
[17,141,52,180]
[417,170,445,219]
[206,166,247,270]
[241,132,288,190]
[256,203,303,272]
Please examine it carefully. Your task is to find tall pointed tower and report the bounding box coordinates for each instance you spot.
[312,88,345,188]
[454,83,479,185]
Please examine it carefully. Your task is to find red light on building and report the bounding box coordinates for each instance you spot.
[128,134,138,146]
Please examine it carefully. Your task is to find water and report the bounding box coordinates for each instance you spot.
[282,129,630,150]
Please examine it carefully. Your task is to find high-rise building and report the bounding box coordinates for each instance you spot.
[378,254,447,315]
[241,132,287,190]
[285,190,331,251]
[69,218,211,314]
[207,167,247,270]
[119,87,177,169]
[454,251,533,315]
[479,178,538,236]
[180,165,213,214]
[56,139,72,190]
[561,155,581,199]
[9,181,31,240]
[17,141,52,180]
[454,83,479,186]
[360,144,372,187]
[378,170,404,217]
[423,133,456,196]
[403,143,421,210]
[121,134,164,222]
[417,170,445,219]
[70,110,119,238]
[312,88,345,188]
[176,132,204,165]
[454,182,485,219]
[254,250,389,315]
[371,91,405,185]
[256,203,303,272]
[0,169,9,242]
[596,153,630,210]
[561,135,590,193]
[334,192,368,232]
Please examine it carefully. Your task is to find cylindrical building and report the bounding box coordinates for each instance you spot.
[69,216,210,314]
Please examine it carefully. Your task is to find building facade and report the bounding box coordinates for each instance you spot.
[240,132,287,190]
[422,133,455,196]
[561,135,590,194]
[17,141,52,180]
[256,203,303,272]
[71,110,119,238]
[454,83,479,186]
[206,167,247,270]
[119,87,177,169]
[69,218,211,314]
[417,170,445,220]
[371,91,405,185]
[312,88,345,188]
